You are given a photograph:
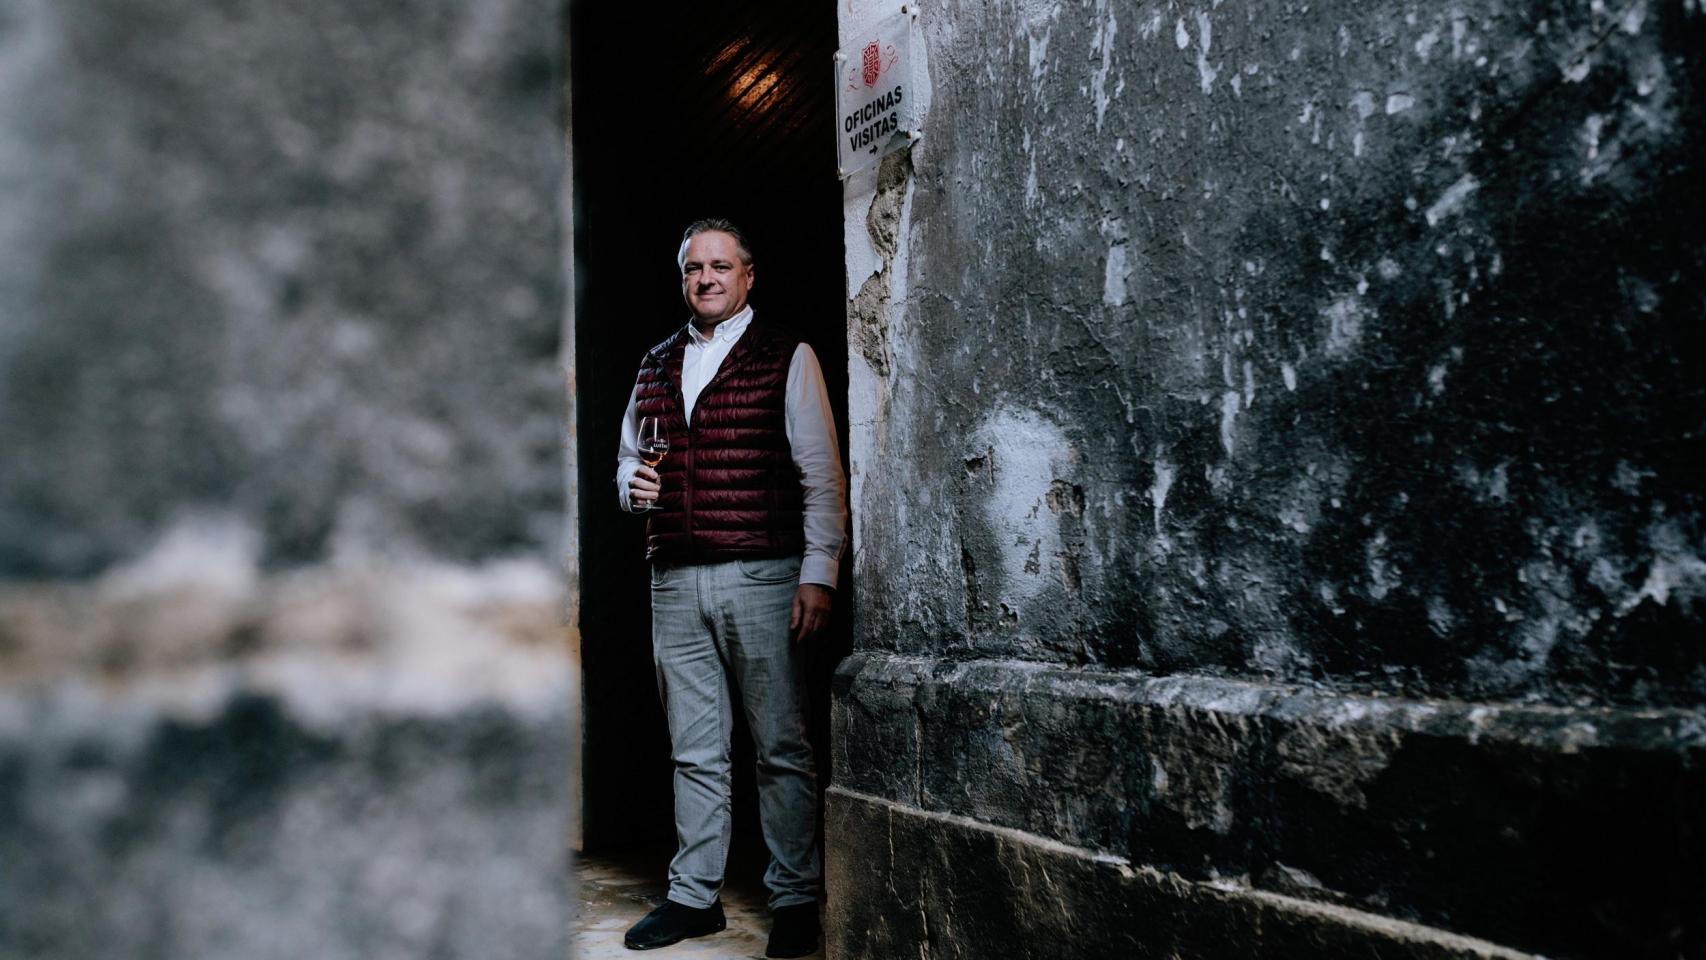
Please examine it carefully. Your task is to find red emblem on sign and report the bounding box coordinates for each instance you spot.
[861,41,881,87]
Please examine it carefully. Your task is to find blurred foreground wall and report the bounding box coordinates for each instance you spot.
[830,1,1705,958]
[0,1,570,957]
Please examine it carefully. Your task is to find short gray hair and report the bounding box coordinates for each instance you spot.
[677,218,754,267]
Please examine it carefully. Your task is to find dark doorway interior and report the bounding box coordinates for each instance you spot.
[569,0,850,870]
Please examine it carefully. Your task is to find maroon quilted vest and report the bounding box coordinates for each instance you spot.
[633,322,805,564]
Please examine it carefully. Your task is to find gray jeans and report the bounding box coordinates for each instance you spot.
[650,555,820,910]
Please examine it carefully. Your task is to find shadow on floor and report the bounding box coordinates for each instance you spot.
[574,841,823,960]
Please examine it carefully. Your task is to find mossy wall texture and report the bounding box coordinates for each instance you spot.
[0,0,564,575]
[831,1,1705,957]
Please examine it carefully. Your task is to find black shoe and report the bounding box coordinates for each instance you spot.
[623,899,726,950]
[766,901,820,958]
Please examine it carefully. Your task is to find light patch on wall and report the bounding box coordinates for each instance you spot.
[1611,460,1653,495]
[1278,503,1311,534]
[1365,531,1399,600]
[1195,11,1219,94]
[1414,28,1441,60]
[1321,296,1365,355]
[1219,391,1241,456]
[1621,0,1649,34]
[1428,362,1449,394]
[1453,460,1510,504]
[1617,518,1706,615]
[1347,90,1377,157]
[1103,243,1129,307]
[80,516,568,723]
[101,512,260,600]
[1023,0,1059,80]
[1587,107,1611,154]
[1424,173,1479,227]
[1635,54,1667,98]
[974,408,1074,607]
[1151,452,1176,539]
[1485,463,1509,501]
[1090,3,1117,131]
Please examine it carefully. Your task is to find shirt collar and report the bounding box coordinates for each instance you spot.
[688,305,753,346]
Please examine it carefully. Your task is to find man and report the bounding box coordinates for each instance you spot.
[615,218,846,957]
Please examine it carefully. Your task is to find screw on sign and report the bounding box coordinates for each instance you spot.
[861,41,881,87]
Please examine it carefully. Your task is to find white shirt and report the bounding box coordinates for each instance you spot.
[681,305,753,423]
[616,308,848,589]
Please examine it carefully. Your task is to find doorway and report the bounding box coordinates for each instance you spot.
[567,0,850,880]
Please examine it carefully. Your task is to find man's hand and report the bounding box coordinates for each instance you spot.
[790,583,833,644]
[629,466,660,509]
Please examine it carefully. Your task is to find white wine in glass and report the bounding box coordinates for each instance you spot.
[636,416,669,511]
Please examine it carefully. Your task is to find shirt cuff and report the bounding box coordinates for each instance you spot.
[615,460,640,513]
[800,555,839,590]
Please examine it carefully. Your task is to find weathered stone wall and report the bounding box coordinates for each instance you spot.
[0,0,564,575]
[0,1,569,956]
[831,1,1705,957]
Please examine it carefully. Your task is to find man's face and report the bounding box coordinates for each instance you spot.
[679,230,754,324]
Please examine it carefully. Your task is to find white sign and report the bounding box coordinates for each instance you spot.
[834,10,918,179]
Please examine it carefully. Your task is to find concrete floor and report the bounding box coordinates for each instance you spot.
[573,845,823,960]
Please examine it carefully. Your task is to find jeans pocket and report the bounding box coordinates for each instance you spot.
[650,562,671,586]
[735,556,801,584]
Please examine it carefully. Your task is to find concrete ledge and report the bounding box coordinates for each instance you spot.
[831,652,1706,958]
[826,787,1538,960]
[0,558,572,960]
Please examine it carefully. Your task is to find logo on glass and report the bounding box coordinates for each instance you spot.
[861,41,881,87]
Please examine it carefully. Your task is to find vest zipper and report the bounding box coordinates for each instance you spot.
[682,390,695,564]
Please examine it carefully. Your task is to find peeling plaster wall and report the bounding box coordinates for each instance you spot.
[831,1,1705,957]
[851,0,1705,705]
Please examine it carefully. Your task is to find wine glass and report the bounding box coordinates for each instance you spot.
[636,416,669,511]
